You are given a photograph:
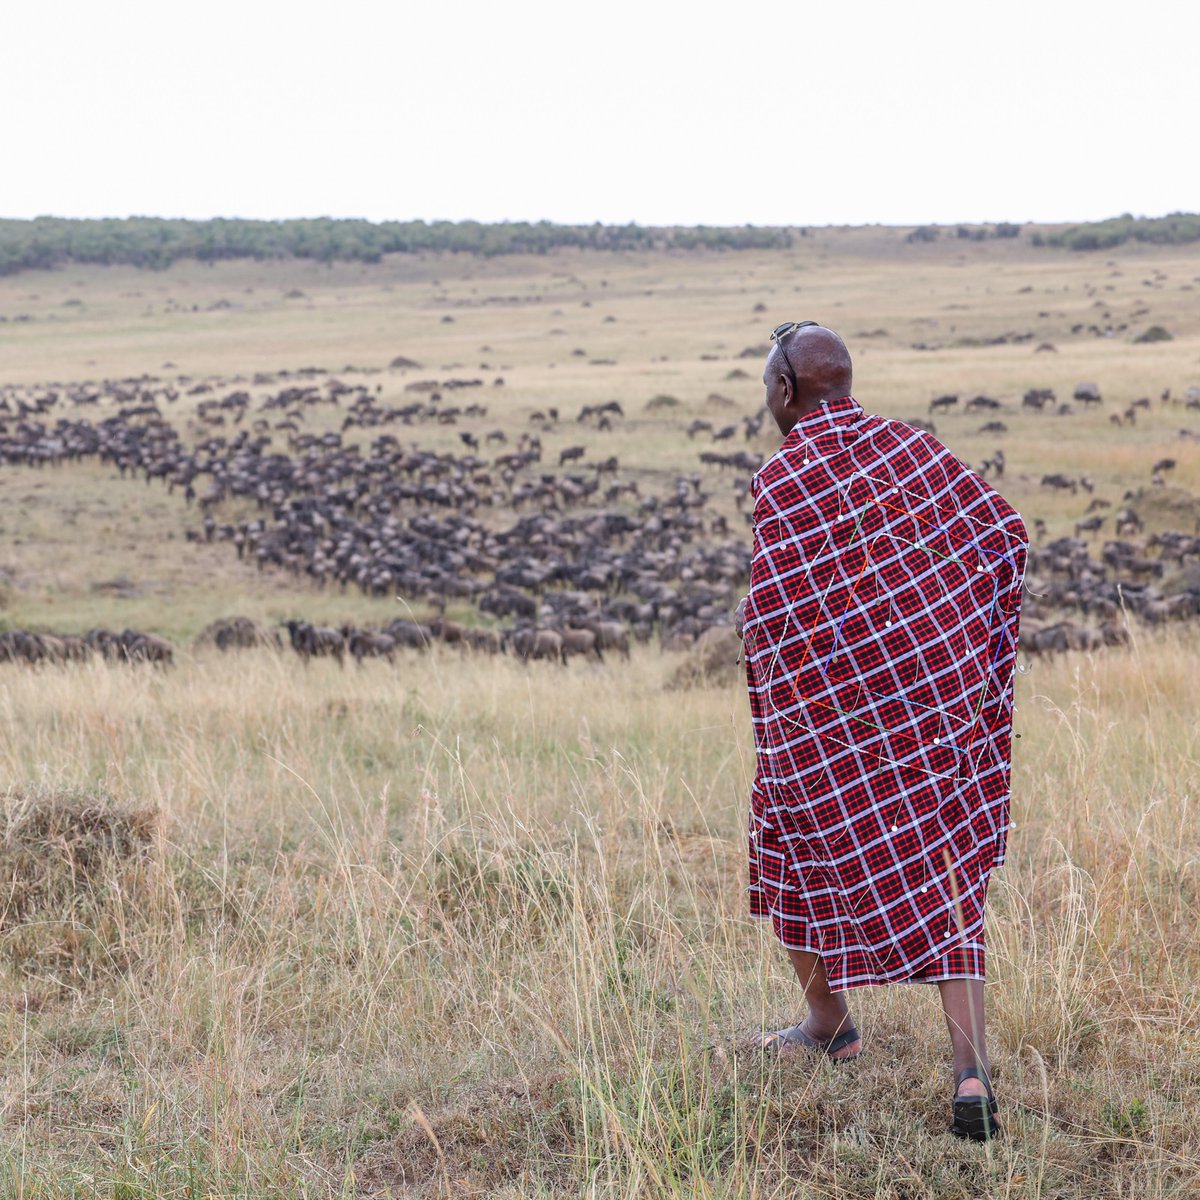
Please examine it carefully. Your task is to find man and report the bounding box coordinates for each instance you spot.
[735,322,1027,1141]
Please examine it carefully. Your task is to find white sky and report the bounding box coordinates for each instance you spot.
[5,0,1198,228]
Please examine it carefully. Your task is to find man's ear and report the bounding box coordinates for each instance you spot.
[778,368,794,408]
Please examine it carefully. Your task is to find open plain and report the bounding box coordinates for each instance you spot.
[1,228,1199,1197]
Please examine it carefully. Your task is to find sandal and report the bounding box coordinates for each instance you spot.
[758,1021,861,1062]
[950,1065,1001,1141]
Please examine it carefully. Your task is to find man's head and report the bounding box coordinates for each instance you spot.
[763,323,853,436]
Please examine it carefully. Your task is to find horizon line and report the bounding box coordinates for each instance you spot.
[2,211,1193,230]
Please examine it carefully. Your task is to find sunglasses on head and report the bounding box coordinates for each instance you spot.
[770,320,820,343]
[770,321,820,391]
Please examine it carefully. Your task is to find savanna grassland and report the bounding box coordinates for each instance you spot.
[1,228,1199,1198]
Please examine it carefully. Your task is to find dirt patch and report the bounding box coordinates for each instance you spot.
[358,1074,575,1194]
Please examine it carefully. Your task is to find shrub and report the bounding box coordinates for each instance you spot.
[1133,325,1173,343]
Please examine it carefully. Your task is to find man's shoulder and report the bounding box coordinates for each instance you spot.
[868,412,944,447]
[863,412,1011,487]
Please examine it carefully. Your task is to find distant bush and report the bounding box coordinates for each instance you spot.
[0,217,794,277]
[953,223,1021,241]
[645,394,680,410]
[906,226,940,243]
[1133,325,1173,343]
[1043,212,1200,252]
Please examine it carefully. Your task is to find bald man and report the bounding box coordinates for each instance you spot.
[735,322,1027,1141]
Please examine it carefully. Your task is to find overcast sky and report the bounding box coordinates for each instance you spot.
[6,0,1197,228]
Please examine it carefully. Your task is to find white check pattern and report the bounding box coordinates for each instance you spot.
[744,395,1027,989]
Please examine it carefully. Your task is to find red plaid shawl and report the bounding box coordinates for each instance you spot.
[744,395,1027,989]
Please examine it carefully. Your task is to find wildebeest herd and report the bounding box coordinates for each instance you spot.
[1,365,1199,670]
[0,626,174,665]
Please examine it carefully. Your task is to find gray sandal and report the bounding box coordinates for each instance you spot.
[759,1021,861,1061]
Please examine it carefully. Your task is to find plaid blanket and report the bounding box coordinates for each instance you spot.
[744,395,1027,989]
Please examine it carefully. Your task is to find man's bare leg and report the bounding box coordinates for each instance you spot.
[783,948,863,1059]
[936,979,990,1097]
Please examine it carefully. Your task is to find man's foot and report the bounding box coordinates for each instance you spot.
[954,1074,990,1099]
[950,1066,1001,1141]
[799,1017,862,1060]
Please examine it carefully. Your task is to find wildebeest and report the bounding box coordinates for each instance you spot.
[511,626,564,663]
[1040,473,1078,494]
[560,627,603,662]
[1114,508,1143,536]
[584,618,631,658]
[283,620,345,666]
[342,626,396,663]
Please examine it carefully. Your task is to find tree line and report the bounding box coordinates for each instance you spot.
[0,217,794,275]
[1034,212,1200,252]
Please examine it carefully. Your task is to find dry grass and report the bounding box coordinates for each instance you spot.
[0,637,1195,1197]
[0,234,1198,1195]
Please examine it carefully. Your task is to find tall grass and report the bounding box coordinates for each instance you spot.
[0,634,1196,1197]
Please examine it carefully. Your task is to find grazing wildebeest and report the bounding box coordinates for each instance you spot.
[560,627,603,662]
[120,630,175,666]
[584,618,631,658]
[1040,473,1078,495]
[342,626,396,663]
[511,627,564,663]
[1114,508,1143,536]
[284,620,345,666]
[383,619,434,649]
